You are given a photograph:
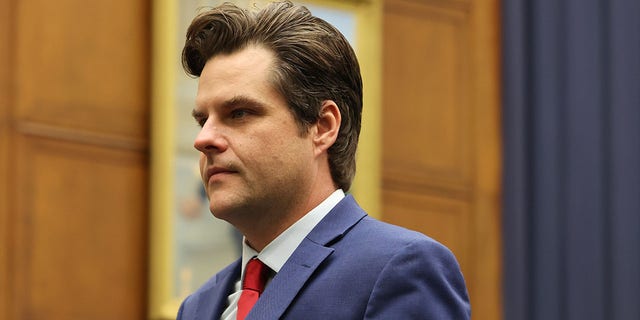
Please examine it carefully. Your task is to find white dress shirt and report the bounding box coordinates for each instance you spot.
[220,189,345,320]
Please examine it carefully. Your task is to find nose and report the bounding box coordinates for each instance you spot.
[193,121,229,154]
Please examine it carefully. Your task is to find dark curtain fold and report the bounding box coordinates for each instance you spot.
[501,0,640,319]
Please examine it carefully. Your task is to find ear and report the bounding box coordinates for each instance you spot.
[313,100,341,156]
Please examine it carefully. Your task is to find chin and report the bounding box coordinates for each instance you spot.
[208,200,242,222]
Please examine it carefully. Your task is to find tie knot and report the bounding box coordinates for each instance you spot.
[242,258,269,293]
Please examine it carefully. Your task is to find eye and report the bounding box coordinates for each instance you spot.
[192,109,208,127]
[230,109,249,119]
[195,116,207,127]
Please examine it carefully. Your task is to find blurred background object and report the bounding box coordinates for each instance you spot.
[502,1,640,320]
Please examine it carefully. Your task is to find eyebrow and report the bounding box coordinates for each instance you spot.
[221,95,266,110]
[192,95,266,119]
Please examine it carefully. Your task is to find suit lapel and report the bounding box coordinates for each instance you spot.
[194,259,241,320]
[247,195,367,319]
[248,240,333,319]
[304,195,367,246]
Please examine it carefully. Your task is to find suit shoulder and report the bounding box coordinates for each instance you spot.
[357,216,452,252]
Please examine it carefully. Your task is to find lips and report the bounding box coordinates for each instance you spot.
[205,166,236,183]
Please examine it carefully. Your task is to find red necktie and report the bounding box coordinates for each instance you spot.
[237,258,269,320]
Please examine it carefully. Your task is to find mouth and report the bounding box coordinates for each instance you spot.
[205,166,237,183]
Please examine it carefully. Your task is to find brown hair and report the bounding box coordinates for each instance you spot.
[182,1,363,191]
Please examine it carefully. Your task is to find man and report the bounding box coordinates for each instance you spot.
[177,1,470,319]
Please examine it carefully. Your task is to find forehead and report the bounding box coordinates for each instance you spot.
[195,45,278,108]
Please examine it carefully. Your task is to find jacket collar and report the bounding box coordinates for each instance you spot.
[246,195,367,319]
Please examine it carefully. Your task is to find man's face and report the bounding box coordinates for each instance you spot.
[192,45,315,224]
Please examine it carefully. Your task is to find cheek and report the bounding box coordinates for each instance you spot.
[240,123,312,172]
[243,136,291,169]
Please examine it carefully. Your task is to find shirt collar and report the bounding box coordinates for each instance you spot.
[240,189,345,277]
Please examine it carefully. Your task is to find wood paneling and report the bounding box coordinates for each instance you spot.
[1,0,150,318]
[382,0,502,319]
[14,0,150,140]
[383,0,472,197]
[0,0,15,318]
[13,136,148,319]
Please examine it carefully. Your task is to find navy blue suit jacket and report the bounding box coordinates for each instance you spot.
[177,195,470,319]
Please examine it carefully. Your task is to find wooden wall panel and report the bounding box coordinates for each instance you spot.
[0,0,14,318]
[382,0,502,319]
[1,0,151,318]
[13,136,148,319]
[14,0,149,140]
[383,0,472,196]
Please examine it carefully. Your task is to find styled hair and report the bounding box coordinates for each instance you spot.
[182,1,363,191]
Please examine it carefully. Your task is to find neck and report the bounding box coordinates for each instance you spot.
[239,185,337,252]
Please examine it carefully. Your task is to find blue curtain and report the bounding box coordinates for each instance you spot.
[501,0,640,319]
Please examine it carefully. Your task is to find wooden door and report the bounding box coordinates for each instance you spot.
[0,0,150,318]
[382,0,502,319]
